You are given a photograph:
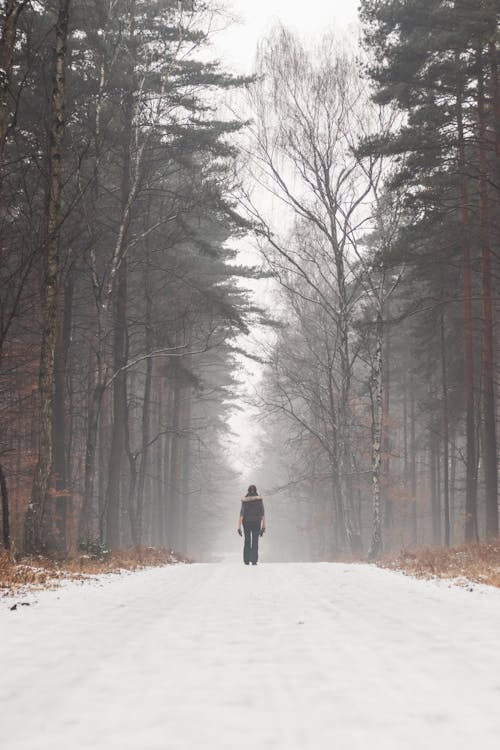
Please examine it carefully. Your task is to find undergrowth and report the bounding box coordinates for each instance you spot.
[0,546,189,596]
[378,541,500,588]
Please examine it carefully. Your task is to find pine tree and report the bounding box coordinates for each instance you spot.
[360,0,500,541]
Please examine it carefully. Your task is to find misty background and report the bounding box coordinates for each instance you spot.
[0,0,499,565]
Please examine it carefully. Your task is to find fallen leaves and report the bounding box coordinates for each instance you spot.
[378,541,500,588]
[1,547,190,596]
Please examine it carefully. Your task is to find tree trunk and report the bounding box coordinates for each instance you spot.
[126,436,137,546]
[178,316,193,554]
[409,370,417,545]
[78,23,110,546]
[403,364,409,539]
[27,0,71,552]
[179,384,192,554]
[80,375,105,543]
[477,44,498,538]
[450,423,457,538]
[135,348,152,546]
[133,240,154,546]
[383,325,392,532]
[97,389,109,543]
[104,82,135,550]
[0,464,10,550]
[430,421,441,546]
[105,253,128,549]
[156,377,166,547]
[167,370,182,550]
[326,356,346,552]
[440,306,451,546]
[334,237,359,553]
[52,268,74,552]
[456,79,478,542]
[369,315,383,559]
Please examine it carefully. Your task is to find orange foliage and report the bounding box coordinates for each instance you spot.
[0,547,191,596]
[379,541,500,588]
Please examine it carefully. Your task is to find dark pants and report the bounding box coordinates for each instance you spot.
[243,520,261,564]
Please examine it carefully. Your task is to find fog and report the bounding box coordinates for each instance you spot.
[0,0,498,566]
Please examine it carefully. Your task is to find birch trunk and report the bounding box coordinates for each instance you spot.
[326,353,346,552]
[369,315,383,559]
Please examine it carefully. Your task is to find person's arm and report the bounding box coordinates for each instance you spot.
[237,504,243,535]
[261,500,266,532]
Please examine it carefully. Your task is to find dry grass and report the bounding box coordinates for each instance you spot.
[379,541,500,588]
[0,547,190,596]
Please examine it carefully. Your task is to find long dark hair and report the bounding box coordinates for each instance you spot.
[246,484,258,496]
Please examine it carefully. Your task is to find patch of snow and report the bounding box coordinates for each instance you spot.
[1,563,500,749]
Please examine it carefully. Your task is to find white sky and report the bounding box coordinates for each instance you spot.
[214,0,361,73]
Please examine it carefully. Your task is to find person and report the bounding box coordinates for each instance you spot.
[237,484,266,565]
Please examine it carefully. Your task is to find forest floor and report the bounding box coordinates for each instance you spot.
[2,561,500,749]
[378,540,500,588]
[0,547,186,595]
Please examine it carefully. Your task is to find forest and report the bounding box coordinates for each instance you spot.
[1,0,500,563]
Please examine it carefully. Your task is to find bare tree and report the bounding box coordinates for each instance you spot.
[241,28,387,553]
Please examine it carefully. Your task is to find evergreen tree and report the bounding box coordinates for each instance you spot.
[360,0,500,541]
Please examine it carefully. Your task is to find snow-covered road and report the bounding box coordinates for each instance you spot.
[2,562,500,750]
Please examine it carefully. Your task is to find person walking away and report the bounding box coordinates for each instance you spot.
[237,484,266,565]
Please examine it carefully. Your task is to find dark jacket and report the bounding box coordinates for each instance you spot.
[240,495,265,523]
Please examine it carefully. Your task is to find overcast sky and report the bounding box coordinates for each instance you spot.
[214,0,361,72]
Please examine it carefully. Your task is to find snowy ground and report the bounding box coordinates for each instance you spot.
[2,562,500,750]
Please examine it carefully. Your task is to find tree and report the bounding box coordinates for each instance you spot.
[26,0,71,552]
[360,0,500,541]
[242,28,388,553]
[0,0,260,558]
